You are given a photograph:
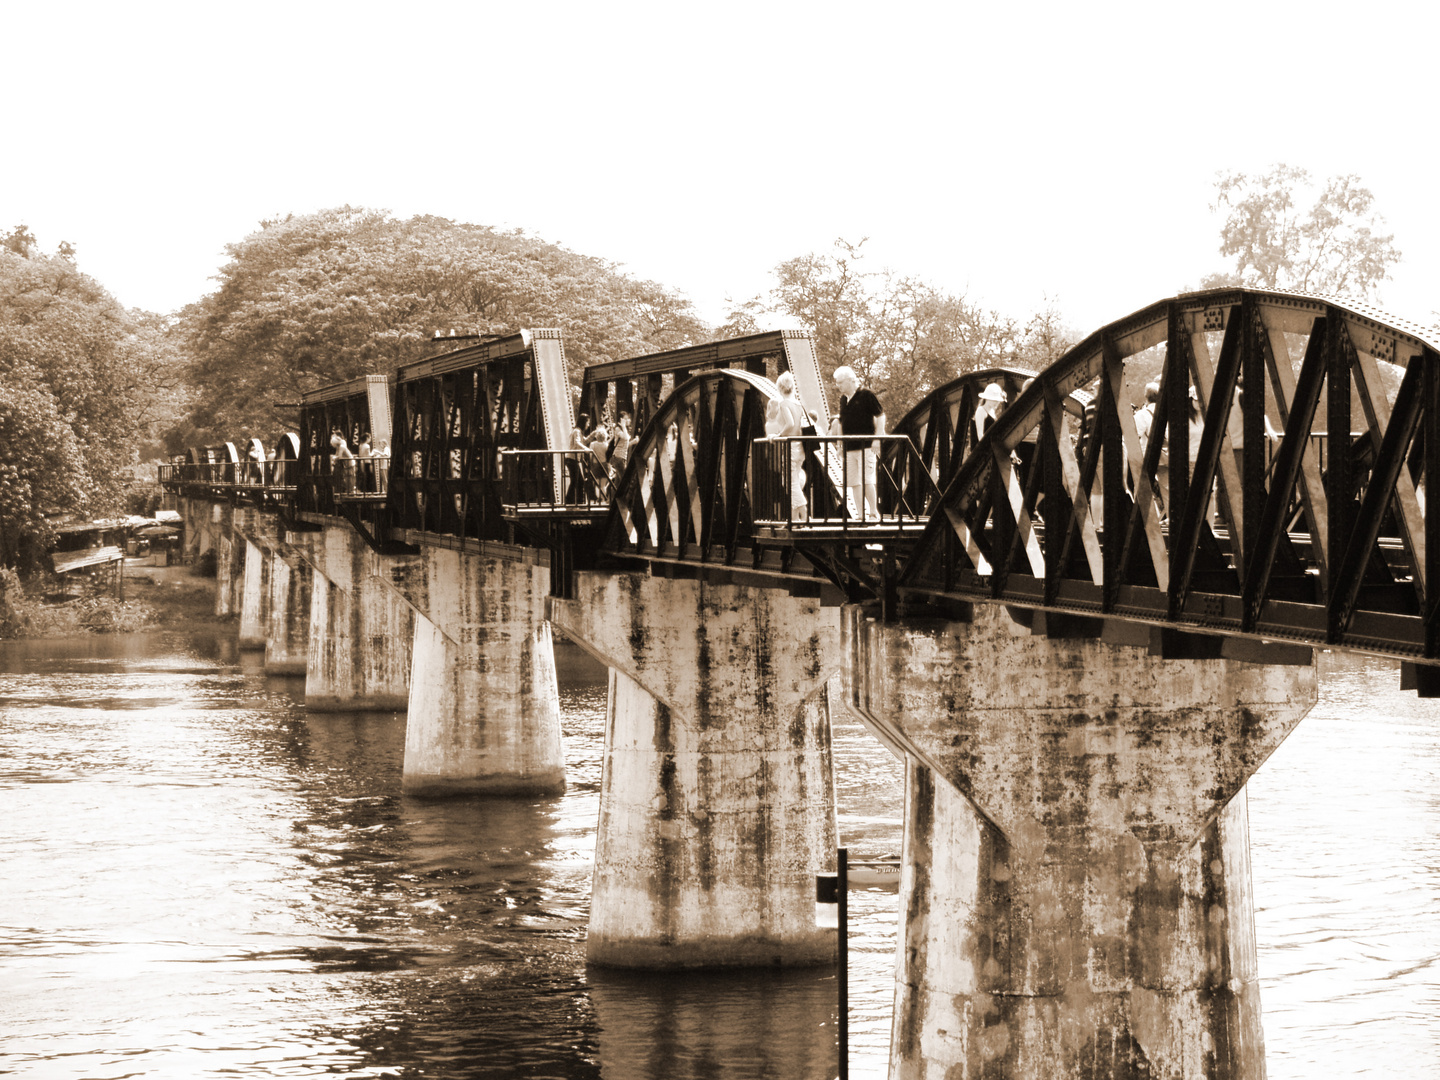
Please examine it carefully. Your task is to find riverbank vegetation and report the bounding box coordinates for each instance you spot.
[0,227,189,569]
[0,563,220,640]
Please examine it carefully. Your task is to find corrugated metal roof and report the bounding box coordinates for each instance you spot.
[52,546,123,574]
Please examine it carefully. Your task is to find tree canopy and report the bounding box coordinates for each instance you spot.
[181,208,708,436]
[1203,165,1401,298]
[726,239,1077,418]
[0,232,187,566]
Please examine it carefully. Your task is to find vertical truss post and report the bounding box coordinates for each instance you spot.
[1326,310,1354,641]
[1166,305,1190,618]
[1428,351,1440,660]
[1240,296,1265,581]
[617,377,635,423]
[1041,393,1067,606]
[697,383,716,551]
[1100,337,1125,611]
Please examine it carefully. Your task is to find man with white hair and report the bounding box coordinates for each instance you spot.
[830,365,885,522]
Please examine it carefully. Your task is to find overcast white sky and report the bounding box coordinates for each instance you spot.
[4,1,1435,338]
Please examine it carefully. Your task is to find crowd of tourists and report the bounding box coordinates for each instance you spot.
[330,430,391,494]
[566,412,640,503]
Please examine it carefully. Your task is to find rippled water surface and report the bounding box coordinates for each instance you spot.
[1249,651,1440,1078]
[0,634,1436,1078]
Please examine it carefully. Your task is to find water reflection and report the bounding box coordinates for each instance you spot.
[590,967,836,1080]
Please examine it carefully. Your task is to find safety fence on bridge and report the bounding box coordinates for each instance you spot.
[159,434,301,500]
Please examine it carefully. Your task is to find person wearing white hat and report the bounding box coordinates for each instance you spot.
[976,381,1006,440]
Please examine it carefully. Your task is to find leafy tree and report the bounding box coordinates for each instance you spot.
[121,310,192,457]
[1203,165,1400,298]
[3,225,37,258]
[1018,297,1078,370]
[0,241,182,566]
[181,208,708,435]
[769,239,883,385]
[714,294,766,340]
[759,239,1076,416]
[0,367,89,567]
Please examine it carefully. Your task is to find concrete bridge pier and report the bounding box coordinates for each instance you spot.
[299,524,414,712]
[845,604,1317,1080]
[179,496,218,567]
[236,537,272,649]
[385,545,564,797]
[196,501,242,617]
[233,508,284,650]
[550,571,839,969]
[263,552,311,676]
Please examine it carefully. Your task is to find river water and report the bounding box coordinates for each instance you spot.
[0,633,1435,1078]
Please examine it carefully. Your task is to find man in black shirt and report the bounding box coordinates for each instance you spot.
[831,365,885,521]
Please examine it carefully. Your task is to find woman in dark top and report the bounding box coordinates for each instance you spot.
[830,365,885,521]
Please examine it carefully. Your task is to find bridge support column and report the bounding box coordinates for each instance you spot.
[263,552,310,676]
[302,524,413,712]
[213,505,241,617]
[237,538,272,649]
[550,571,839,969]
[180,497,209,564]
[392,547,564,796]
[845,604,1316,1080]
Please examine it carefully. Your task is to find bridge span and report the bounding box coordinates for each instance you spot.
[161,289,1439,1080]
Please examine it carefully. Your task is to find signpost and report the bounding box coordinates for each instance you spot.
[816,847,848,1080]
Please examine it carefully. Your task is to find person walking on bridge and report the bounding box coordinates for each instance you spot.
[330,431,355,494]
[831,365,885,522]
[765,371,810,522]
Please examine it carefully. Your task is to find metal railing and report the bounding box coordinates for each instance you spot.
[751,434,942,533]
[329,459,391,501]
[498,450,615,513]
[159,460,302,490]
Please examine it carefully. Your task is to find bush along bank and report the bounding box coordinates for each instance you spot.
[0,564,222,638]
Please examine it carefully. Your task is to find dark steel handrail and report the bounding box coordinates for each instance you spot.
[159,460,302,491]
[329,458,391,501]
[752,434,942,533]
[498,449,614,512]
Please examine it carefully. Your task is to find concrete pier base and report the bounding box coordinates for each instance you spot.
[551,571,840,969]
[845,604,1317,1080]
[180,496,217,566]
[213,506,240,617]
[263,553,310,675]
[237,538,272,649]
[394,547,564,797]
[302,525,412,712]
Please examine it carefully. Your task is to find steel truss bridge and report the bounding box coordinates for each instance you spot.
[159,288,1440,691]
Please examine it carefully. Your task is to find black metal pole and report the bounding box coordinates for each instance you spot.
[838,845,848,1080]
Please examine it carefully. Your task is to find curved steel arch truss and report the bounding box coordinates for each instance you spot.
[605,368,799,571]
[890,366,1089,499]
[900,287,1440,662]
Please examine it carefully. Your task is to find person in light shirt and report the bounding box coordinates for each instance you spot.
[765,371,810,522]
